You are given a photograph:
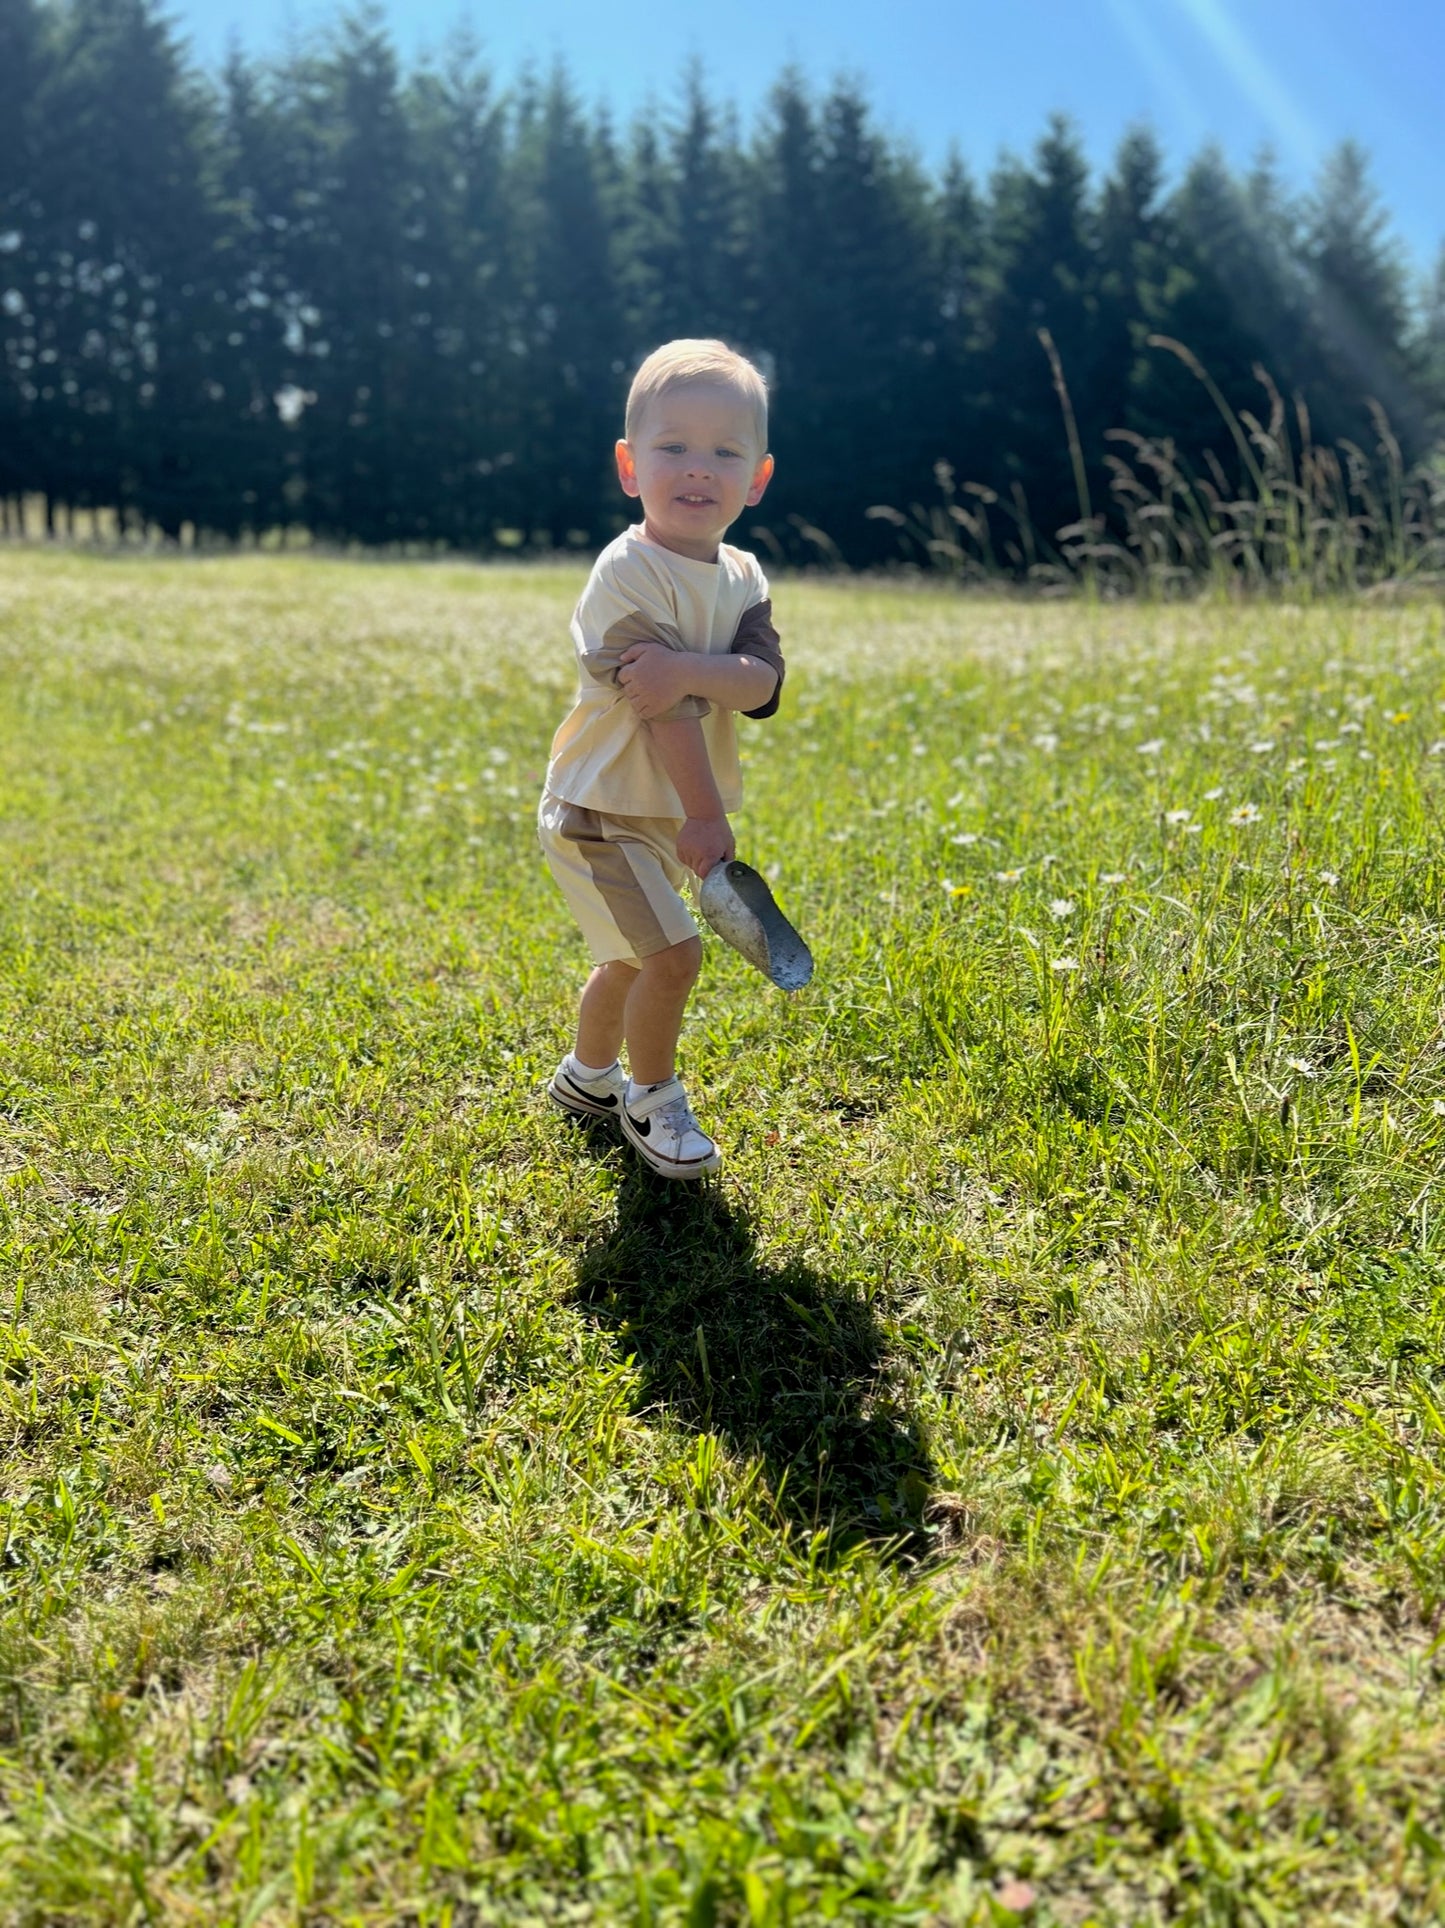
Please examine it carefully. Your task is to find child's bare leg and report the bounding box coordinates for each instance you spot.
[575,959,638,1068]
[624,937,702,1085]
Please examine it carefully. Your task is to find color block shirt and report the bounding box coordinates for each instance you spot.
[544,523,784,819]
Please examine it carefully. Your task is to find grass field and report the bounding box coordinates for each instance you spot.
[3,551,1445,1925]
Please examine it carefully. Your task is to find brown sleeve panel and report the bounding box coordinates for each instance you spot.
[585,610,710,720]
[729,597,785,719]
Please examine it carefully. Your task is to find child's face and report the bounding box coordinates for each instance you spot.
[616,382,774,562]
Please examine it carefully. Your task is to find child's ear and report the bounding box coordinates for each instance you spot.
[745,453,775,508]
[615,439,641,498]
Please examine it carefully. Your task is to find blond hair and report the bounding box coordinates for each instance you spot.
[624,339,768,449]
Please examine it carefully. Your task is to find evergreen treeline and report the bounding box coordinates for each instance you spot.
[2,0,1443,563]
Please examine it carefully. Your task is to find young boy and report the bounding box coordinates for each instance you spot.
[538,339,785,1179]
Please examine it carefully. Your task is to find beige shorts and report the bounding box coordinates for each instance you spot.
[538,793,699,966]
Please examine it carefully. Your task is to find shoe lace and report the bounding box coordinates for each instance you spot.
[654,1092,706,1142]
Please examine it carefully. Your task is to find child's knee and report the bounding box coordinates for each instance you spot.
[597,957,641,986]
[643,936,702,990]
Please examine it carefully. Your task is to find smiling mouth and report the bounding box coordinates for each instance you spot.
[676,494,715,507]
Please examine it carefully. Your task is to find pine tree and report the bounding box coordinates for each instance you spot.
[209,49,297,537]
[750,75,937,558]
[667,67,751,348]
[289,10,416,544]
[616,115,675,352]
[1302,140,1424,455]
[405,33,515,546]
[1094,126,1167,449]
[818,82,936,556]
[1139,145,1307,474]
[933,152,985,358]
[922,153,987,524]
[750,67,826,530]
[223,40,350,540]
[1424,244,1445,444]
[512,68,624,547]
[974,115,1099,548]
[612,75,750,361]
[0,0,51,528]
[24,0,221,535]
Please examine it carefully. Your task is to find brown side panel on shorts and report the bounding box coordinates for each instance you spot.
[557,803,669,956]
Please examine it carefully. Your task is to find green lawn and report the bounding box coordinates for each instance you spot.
[2,551,1445,1925]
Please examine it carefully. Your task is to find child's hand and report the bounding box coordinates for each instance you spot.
[676,814,735,879]
[617,643,691,720]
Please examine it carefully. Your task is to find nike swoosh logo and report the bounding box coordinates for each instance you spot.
[565,1074,616,1107]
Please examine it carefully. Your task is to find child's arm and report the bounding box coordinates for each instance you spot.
[618,598,785,722]
[574,556,712,723]
[619,650,775,721]
[647,716,736,878]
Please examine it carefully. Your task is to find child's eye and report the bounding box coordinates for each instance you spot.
[717,449,741,460]
[658,444,685,454]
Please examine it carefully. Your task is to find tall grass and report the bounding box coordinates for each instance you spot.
[870,334,1445,595]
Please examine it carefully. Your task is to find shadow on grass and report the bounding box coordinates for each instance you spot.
[573,1152,933,1561]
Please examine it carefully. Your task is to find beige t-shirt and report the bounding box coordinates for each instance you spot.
[544,524,784,819]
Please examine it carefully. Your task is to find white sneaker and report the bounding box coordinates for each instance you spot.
[547,1055,627,1123]
[620,1077,721,1179]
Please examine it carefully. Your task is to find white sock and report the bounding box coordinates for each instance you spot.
[568,1052,617,1081]
[626,1076,671,1104]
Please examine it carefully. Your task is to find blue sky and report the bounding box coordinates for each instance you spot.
[168,0,1444,277]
